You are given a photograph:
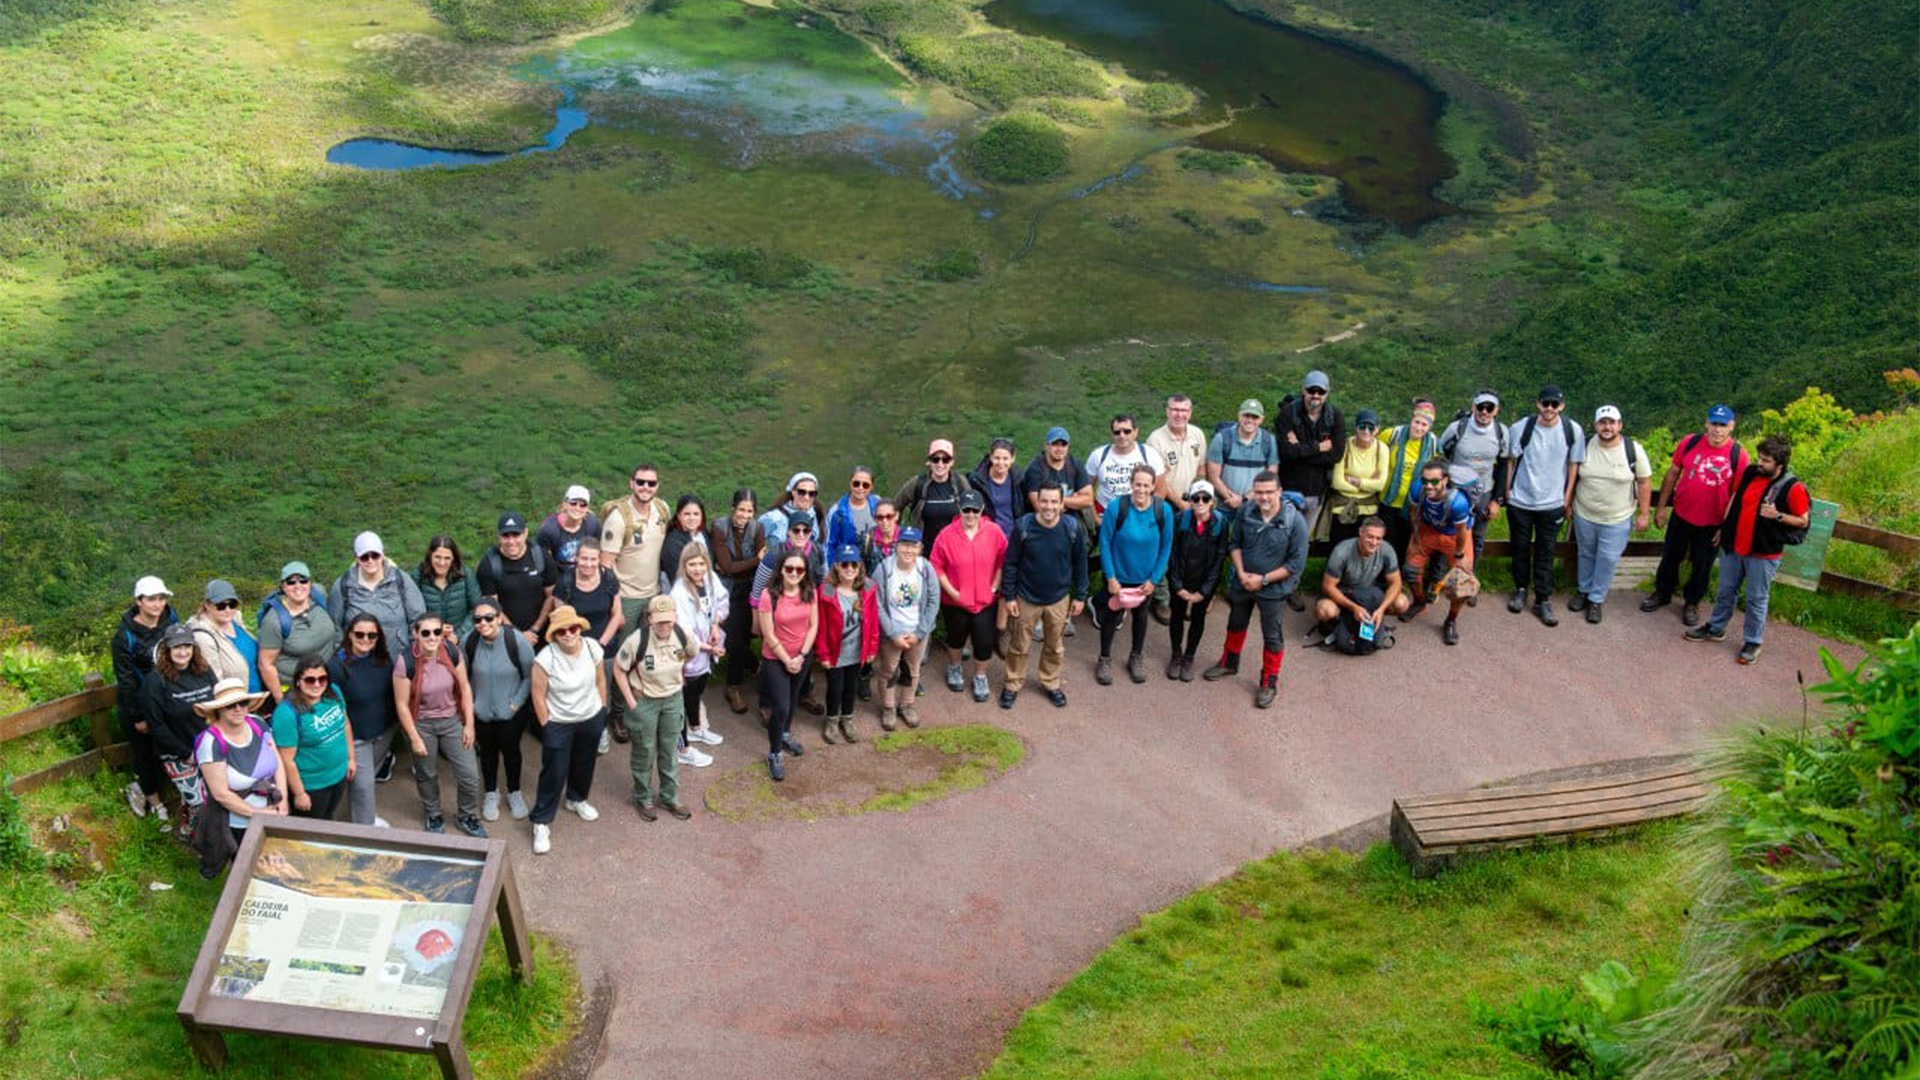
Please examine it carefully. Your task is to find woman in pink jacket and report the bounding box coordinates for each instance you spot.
[930,490,1007,703]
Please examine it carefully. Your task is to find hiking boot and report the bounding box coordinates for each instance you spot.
[767,752,785,782]
[1046,688,1068,708]
[1586,602,1603,625]
[821,714,838,745]
[1095,657,1114,685]
[1736,642,1762,665]
[838,714,858,743]
[1166,656,1183,680]
[1442,618,1459,646]
[781,734,806,757]
[1179,656,1196,682]
[1507,588,1527,614]
[725,686,748,714]
[1684,624,1726,643]
[878,705,898,731]
[1063,618,1077,639]
[1567,595,1588,612]
[457,815,487,838]
[1202,658,1238,681]
[1639,591,1671,613]
[999,688,1018,709]
[1534,601,1559,627]
[898,704,920,728]
[945,663,965,692]
[425,814,446,834]
[1400,599,1427,622]
[1126,653,1147,684]
[1682,603,1700,627]
[1255,677,1278,709]
[972,672,990,702]
[660,799,692,821]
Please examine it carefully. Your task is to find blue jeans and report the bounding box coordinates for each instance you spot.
[1573,515,1633,604]
[1707,553,1780,645]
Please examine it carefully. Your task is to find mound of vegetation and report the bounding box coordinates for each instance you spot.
[898,31,1105,108]
[914,246,982,282]
[430,0,631,42]
[970,113,1070,184]
[1123,81,1195,116]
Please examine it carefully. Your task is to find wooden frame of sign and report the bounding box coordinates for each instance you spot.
[176,816,532,1080]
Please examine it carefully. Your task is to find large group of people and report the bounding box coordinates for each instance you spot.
[106,375,1812,865]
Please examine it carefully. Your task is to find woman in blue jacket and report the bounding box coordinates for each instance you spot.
[1094,464,1173,687]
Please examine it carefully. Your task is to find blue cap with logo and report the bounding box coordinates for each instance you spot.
[898,526,923,544]
[1045,426,1071,445]
[833,544,863,565]
[1707,404,1735,424]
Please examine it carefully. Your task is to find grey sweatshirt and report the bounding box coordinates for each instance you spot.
[874,556,941,639]
[328,559,426,652]
[465,630,533,722]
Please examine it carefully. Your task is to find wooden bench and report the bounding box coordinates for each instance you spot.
[1390,760,1708,877]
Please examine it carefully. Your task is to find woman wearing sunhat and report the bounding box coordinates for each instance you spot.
[193,678,287,874]
[113,574,178,821]
[529,605,608,855]
[188,579,261,692]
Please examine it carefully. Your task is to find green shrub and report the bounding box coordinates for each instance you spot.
[1177,149,1254,174]
[914,247,982,282]
[694,245,823,290]
[1124,81,1195,116]
[1030,98,1098,127]
[899,32,1105,108]
[970,113,1069,184]
[430,0,629,43]
[1475,958,1673,1078]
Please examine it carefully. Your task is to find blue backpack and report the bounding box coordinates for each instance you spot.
[258,590,329,640]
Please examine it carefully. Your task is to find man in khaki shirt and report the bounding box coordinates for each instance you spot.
[1145,393,1207,624]
[602,462,671,636]
[615,596,694,821]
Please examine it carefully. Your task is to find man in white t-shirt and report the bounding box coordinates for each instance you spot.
[1085,413,1165,524]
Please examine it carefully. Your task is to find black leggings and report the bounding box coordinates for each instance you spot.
[476,705,529,794]
[758,658,808,753]
[724,581,758,686]
[1168,593,1211,659]
[121,706,166,800]
[943,604,996,660]
[824,664,861,716]
[679,672,709,748]
[1095,595,1151,658]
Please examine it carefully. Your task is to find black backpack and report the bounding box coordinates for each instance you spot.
[1517,415,1578,457]
[483,544,546,586]
[1439,414,1509,460]
[1763,472,1809,545]
[464,629,527,680]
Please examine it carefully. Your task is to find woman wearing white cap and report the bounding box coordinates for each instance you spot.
[538,485,602,575]
[1569,405,1652,624]
[113,574,179,820]
[187,579,261,693]
[327,530,426,654]
[758,471,821,541]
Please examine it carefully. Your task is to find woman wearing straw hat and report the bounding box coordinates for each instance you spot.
[192,678,287,874]
[529,605,608,855]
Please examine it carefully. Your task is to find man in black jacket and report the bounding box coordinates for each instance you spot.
[1274,369,1345,608]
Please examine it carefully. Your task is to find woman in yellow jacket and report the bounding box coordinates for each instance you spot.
[1328,409,1391,545]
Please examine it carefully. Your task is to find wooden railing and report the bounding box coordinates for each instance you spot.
[0,674,127,794]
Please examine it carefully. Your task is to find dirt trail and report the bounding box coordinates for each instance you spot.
[378,602,1853,1080]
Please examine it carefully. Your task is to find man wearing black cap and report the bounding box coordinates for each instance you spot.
[478,512,559,645]
[1274,369,1345,609]
[1501,386,1585,626]
[1644,404,1749,626]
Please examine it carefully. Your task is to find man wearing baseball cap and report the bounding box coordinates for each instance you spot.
[538,484,601,575]
[614,595,696,821]
[1206,398,1280,512]
[1274,370,1346,610]
[477,511,559,646]
[1644,404,1749,625]
[1568,405,1651,624]
[1502,384,1586,625]
[112,574,180,820]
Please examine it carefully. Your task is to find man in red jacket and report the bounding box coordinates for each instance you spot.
[1683,435,1810,665]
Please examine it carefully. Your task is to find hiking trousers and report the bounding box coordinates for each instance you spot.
[1708,553,1780,646]
[1507,504,1565,601]
[1004,598,1069,692]
[625,694,684,807]
[1653,516,1718,604]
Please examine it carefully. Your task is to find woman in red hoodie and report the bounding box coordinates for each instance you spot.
[814,545,880,746]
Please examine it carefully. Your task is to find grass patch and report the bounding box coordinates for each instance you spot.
[0,770,581,1079]
[899,31,1106,108]
[971,113,1071,183]
[1123,81,1195,116]
[702,723,1024,821]
[430,0,631,43]
[983,826,1688,1079]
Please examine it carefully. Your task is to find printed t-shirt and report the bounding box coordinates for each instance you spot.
[1409,482,1474,534]
[1146,424,1208,502]
[1086,443,1166,512]
[835,591,863,668]
[538,513,601,572]
[1574,438,1651,525]
[270,690,351,790]
[535,638,605,722]
[1669,436,1748,526]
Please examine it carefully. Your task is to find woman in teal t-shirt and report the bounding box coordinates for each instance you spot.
[271,654,355,819]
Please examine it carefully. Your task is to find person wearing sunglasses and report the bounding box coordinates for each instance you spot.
[1327,409,1390,547]
[188,578,261,692]
[758,471,822,543]
[814,546,880,742]
[271,655,353,820]
[749,510,829,715]
[191,678,285,876]
[658,493,713,594]
[392,613,484,837]
[529,606,609,853]
[754,555,818,780]
[1085,414,1166,529]
[1274,369,1346,548]
[1399,460,1477,645]
[860,498,903,573]
[412,536,482,641]
[113,574,180,822]
[896,439,976,553]
[1502,385,1586,625]
[256,561,340,704]
[825,465,884,556]
[140,623,216,838]
[713,488,765,714]
[1379,399,1439,558]
[1203,471,1307,709]
[874,526,939,730]
[1437,390,1512,563]
[614,596,698,821]
[1092,464,1172,686]
[327,530,426,656]
[552,539,625,756]
[328,614,398,827]
[478,511,559,647]
[538,484,602,575]
[1164,480,1231,681]
[931,490,1008,701]
[601,461,673,650]
[464,597,534,823]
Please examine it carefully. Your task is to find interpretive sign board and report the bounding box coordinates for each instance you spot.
[1776,497,1840,591]
[178,816,531,1080]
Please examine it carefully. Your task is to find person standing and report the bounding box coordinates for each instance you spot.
[968,439,1027,538]
[669,544,729,752]
[1311,517,1409,654]
[713,488,764,714]
[751,510,828,602]
[141,624,216,838]
[602,462,673,639]
[464,597,533,823]
[998,487,1089,710]
[658,494,712,593]
[1204,471,1308,709]
[758,471,821,541]
[478,512,559,643]
[552,539,625,752]
[1569,406,1652,624]
[1439,390,1511,560]
[614,597,696,821]
[930,491,1007,702]
[1085,414,1166,527]
[412,538,481,641]
[256,561,339,704]
[191,680,286,876]
[897,439,975,553]
[1327,409,1389,545]
[329,531,426,655]
[755,552,818,780]
[327,615,398,827]
[537,485,601,575]
[1380,400,1439,557]
[1502,386,1585,626]
[1024,427,1096,521]
[1164,480,1230,681]
[873,527,939,731]
[1094,465,1173,686]
[1685,435,1810,665]
[529,606,608,854]
[825,466,883,555]
[1644,405,1748,626]
[1205,399,1280,513]
[392,613,484,837]
[862,499,903,573]
[814,547,881,742]
[188,579,261,693]
[1146,395,1206,625]
[113,574,178,821]
[1398,461,1477,646]
[1274,370,1345,568]
[271,656,353,820]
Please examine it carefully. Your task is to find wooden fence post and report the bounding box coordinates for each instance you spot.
[82,673,114,751]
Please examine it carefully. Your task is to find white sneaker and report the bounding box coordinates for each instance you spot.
[126,781,148,818]
[532,824,551,854]
[565,799,599,822]
[482,791,500,821]
[690,726,724,746]
[507,791,530,820]
[152,802,170,823]
[678,746,713,767]
[373,816,391,828]
[597,727,611,755]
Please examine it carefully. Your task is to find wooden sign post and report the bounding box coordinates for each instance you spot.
[177,816,532,1080]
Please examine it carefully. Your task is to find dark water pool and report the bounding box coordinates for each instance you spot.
[326,98,589,170]
[983,0,1456,229]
